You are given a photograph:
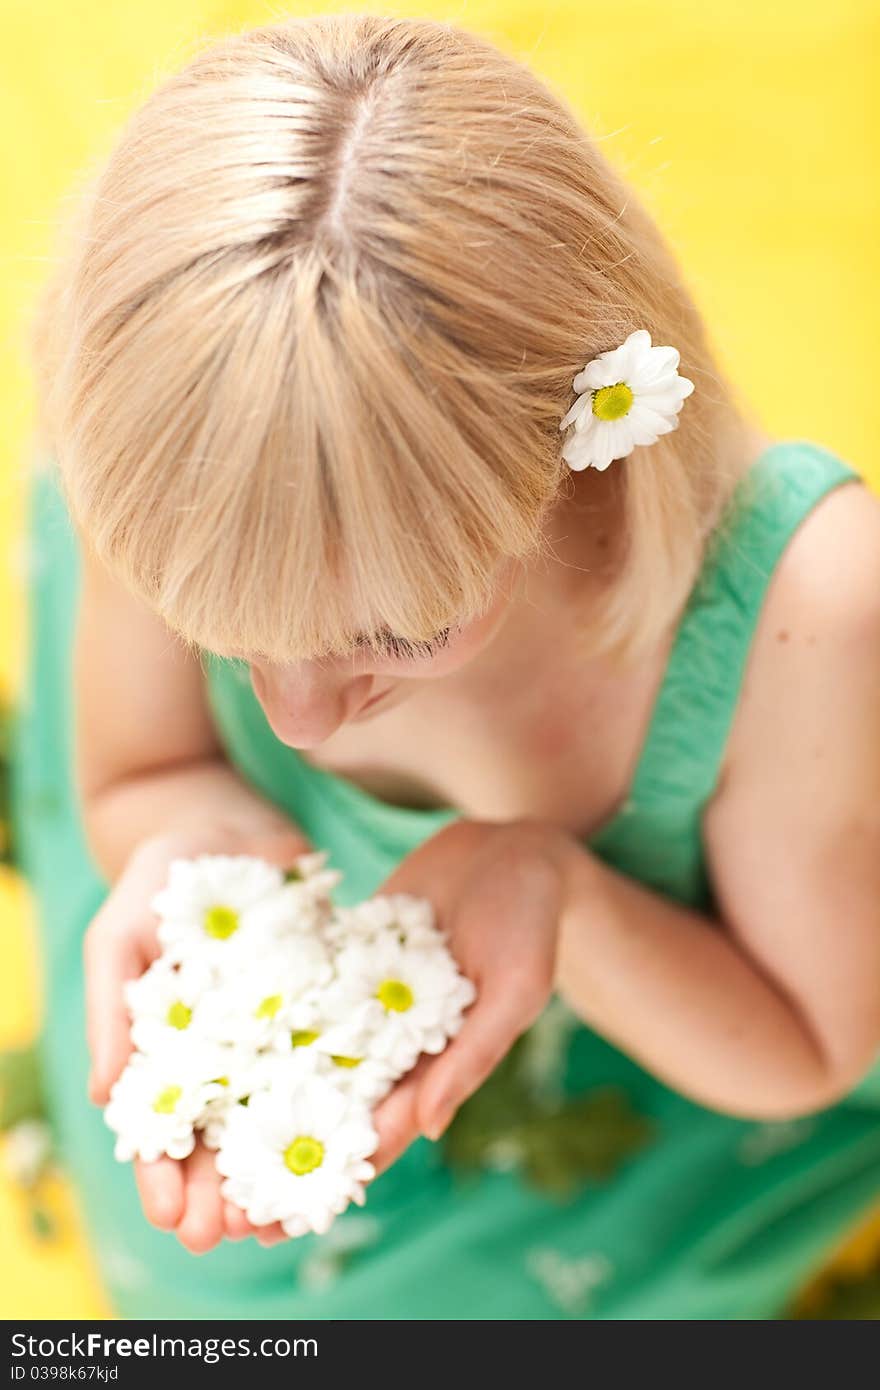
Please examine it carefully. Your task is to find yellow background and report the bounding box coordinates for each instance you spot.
[1,1,877,1320]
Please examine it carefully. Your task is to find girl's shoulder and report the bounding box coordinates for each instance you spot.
[761,470,880,643]
[712,467,880,819]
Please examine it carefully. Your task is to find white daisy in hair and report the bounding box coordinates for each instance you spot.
[559,328,695,472]
[326,892,443,950]
[104,1042,228,1162]
[214,1074,378,1237]
[197,935,333,1050]
[125,956,215,1055]
[330,935,477,1074]
[150,853,291,968]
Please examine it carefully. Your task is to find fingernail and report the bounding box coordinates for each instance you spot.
[424,1103,453,1142]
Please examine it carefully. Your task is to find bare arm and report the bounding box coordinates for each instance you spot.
[556,483,880,1117]
[74,542,304,883]
[72,546,309,1252]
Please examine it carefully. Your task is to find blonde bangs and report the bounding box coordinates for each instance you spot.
[60,240,558,663]
[30,12,755,667]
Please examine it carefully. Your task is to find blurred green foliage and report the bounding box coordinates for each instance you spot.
[443,1034,652,1197]
[0,1044,47,1132]
[0,688,17,870]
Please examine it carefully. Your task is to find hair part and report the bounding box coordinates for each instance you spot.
[29,12,757,665]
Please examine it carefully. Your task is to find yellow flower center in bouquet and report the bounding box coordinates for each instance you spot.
[331,1055,363,1069]
[377,978,414,1012]
[592,382,634,421]
[255,994,283,1019]
[284,1135,325,1176]
[203,904,240,939]
[165,1001,192,1030]
[290,1029,320,1047]
[152,1085,183,1114]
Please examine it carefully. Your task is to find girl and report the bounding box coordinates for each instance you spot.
[12,13,880,1319]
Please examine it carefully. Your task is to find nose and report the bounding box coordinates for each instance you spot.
[249,659,370,749]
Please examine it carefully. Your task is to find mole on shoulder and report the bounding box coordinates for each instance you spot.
[776,629,790,643]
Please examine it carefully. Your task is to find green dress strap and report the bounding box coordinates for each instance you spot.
[589,438,861,907]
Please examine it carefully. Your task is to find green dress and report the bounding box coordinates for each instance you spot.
[10,438,880,1320]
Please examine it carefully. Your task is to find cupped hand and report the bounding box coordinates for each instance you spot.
[369,817,574,1174]
[84,819,310,1251]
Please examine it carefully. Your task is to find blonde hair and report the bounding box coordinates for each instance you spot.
[30,11,756,664]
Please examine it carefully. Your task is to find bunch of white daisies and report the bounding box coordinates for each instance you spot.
[104,851,476,1238]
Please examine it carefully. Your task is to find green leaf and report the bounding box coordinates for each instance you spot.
[788,1266,880,1320]
[442,1034,652,1198]
[520,1090,654,1196]
[0,1044,48,1131]
[29,1204,58,1244]
[0,688,17,870]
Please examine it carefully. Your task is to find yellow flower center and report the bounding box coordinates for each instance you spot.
[203,904,239,940]
[331,1055,363,1069]
[290,1029,320,1047]
[376,978,414,1013]
[283,866,303,882]
[591,382,634,421]
[255,994,283,1019]
[165,1000,192,1030]
[152,1085,183,1114]
[283,1135,325,1176]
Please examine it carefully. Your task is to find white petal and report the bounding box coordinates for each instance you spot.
[630,387,686,417]
[561,443,588,471]
[575,358,617,392]
[628,344,680,390]
[585,329,652,388]
[559,393,591,432]
[614,329,654,377]
[628,401,678,438]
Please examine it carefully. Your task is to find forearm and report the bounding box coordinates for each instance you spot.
[555,843,859,1119]
[81,756,307,884]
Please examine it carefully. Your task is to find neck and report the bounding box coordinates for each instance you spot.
[438,419,776,702]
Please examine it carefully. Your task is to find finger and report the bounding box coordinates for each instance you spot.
[371,1056,433,1174]
[254,1222,288,1247]
[84,844,177,1102]
[222,1200,285,1243]
[416,989,530,1140]
[175,1143,226,1254]
[84,924,141,1105]
[372,1080,419,1174]
[222,1201,253,1240]
[134,1156,185,1230]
